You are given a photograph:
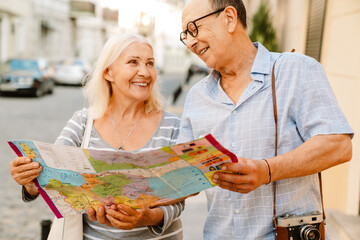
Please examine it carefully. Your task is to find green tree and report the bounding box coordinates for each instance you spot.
[249,1,278,52]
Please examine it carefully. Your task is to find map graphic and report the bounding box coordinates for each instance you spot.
[8,134,237,218]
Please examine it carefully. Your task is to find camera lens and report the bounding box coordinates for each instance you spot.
[300,225,321,240]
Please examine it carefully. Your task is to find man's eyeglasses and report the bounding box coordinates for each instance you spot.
[180,8,225,46]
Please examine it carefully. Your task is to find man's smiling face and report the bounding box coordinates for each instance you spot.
[182,0,227,69]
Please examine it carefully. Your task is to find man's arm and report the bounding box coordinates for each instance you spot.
[212,134,352,193]
[270,134,352,181]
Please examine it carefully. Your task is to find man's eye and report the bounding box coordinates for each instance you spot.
[147,61,154,67]
[188,24,196,32]
[128,60,137,64]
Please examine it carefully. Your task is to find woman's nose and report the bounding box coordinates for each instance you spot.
[138,63,151,77]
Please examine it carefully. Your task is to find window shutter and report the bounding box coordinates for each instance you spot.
[305,0,327,62]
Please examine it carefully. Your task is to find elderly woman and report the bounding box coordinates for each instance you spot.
[9,33,184,239]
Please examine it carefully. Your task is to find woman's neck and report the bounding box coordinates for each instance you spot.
[108,97,146,121]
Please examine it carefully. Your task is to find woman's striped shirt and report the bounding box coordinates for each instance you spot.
[55,108,184,240]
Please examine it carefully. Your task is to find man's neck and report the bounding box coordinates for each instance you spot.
[218,41,257,104]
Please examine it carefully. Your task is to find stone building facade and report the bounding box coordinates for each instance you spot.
[0,0,119,63]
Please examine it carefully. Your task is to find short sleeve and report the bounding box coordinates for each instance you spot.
[54,108,88,146]
[292,61,353,140]
[162,111,181,146]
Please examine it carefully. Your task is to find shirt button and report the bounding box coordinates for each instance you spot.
[235,209,240,214]
[232,110,237,114]
[231,143,236,147]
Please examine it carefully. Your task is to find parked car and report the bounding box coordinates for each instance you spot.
[0,58,54,97]
[53,59,90,86]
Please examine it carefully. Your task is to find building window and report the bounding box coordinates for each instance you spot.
[305,0,327,62]
[103,8,118,22]
[70,1,96,15]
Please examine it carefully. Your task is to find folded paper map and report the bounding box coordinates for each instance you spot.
[8,134,237,218]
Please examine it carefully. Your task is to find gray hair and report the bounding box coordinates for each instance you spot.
[209,0,247,29]
[83,33,163,119]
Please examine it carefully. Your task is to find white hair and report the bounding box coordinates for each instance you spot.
[83,33,163,119]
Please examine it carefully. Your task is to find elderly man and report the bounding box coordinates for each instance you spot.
[178,0,353,239]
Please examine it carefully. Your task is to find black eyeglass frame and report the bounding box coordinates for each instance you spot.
[180,8,225,45]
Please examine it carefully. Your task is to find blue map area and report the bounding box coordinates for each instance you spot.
[148,166,212,199]
[38,167,85,187]
[10,141,85,187]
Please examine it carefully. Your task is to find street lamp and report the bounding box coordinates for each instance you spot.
[137,12,155,37]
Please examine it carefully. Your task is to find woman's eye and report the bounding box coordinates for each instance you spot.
[147,61,154,67]
[128,60,137,64]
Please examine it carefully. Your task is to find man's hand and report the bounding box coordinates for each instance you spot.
[211,157,269,193]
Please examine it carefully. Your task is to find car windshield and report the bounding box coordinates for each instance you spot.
[10,60,39,71]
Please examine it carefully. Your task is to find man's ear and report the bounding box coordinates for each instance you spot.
[103,68,113,82]
[224,6,238,33]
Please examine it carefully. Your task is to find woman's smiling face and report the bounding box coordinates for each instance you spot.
[105,42,157,102]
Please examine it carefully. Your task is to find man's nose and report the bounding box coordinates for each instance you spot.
[186,34,198,49]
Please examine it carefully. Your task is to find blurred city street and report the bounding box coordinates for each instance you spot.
[0,86,85,239]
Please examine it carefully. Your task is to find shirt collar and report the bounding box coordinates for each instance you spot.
[205,42,273,103]
[207,42,271,81]
[250,42,271,82]
[206,70,223,100]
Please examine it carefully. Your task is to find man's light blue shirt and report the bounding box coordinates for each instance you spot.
[177,42,353,239]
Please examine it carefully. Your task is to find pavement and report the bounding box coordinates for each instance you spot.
[0,86,85,240]
[326,209,360,240]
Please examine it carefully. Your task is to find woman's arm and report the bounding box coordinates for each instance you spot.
[88,200,185,235]
[148,201,185,235]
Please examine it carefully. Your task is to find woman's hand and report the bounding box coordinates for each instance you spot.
[106,204,164,230]
[87,205,117,227]
[9,157,42,196]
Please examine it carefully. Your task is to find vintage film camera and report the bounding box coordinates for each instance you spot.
[275,211,325,240]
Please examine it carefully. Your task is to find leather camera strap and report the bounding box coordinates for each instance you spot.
[271,49,326,229]
[271,54,278,229]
